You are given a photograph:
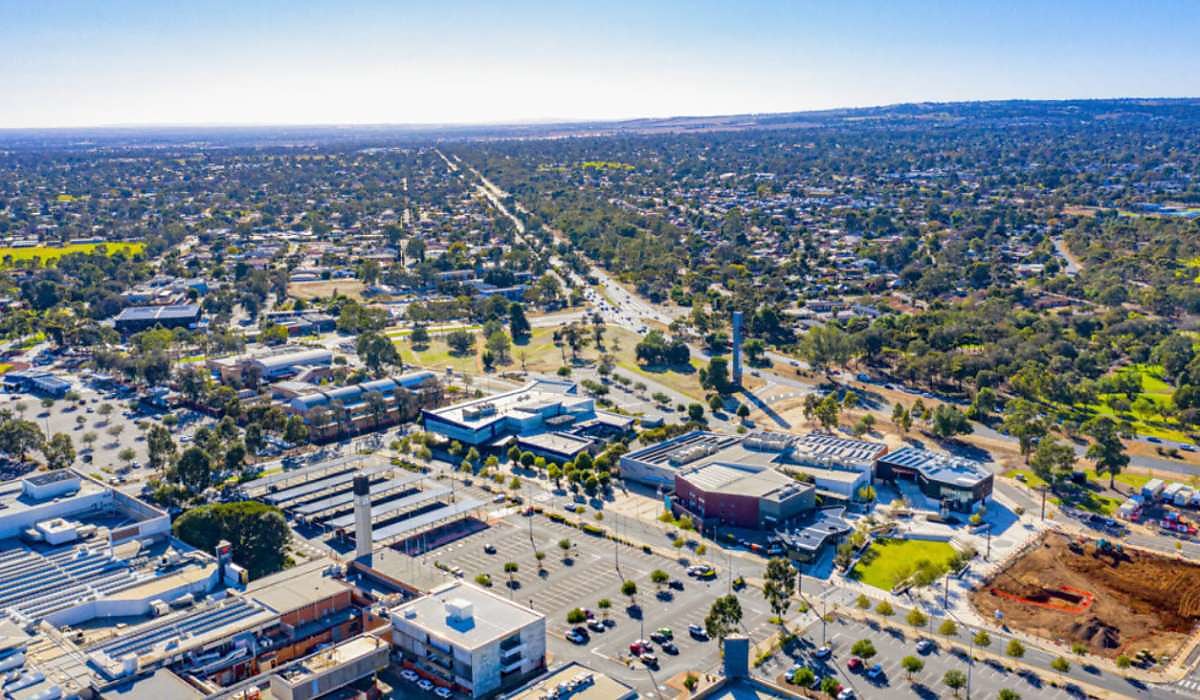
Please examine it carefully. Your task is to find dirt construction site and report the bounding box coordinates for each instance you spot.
[971,530,1200,660]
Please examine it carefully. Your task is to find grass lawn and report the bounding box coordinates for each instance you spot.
[0,241,144,267]
[1005,468,1049,490]
[391,323,712,400]
[1051,492,1122,516]
[1056,363,1194,444]
[850,538,958,591]
[0,363,10,375]
[397,336,483,374]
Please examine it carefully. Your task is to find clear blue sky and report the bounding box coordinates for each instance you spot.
[1,0,1198,128]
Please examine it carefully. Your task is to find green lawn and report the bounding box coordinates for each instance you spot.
[1004,468,1049,490]
[1051,492,1122,516]
[0,241,145,267]
[1056,363,1194,444]
[850,538,958,591]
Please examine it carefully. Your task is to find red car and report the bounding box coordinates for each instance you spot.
[847,657,864,672]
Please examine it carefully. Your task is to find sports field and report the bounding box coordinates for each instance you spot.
[0,242,144,266]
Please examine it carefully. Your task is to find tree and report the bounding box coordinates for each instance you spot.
[763,558,796,619]
[800,324,853,375]
[931,405,973,438]
[1051,656,1070,672]
[566,608,586,624]
[356,331,401,376]
[42,432,75,470]
[508,302,531,339]
[146,423,176,472]
[901,655,924,680]
[1002,398,1047,462]
[973,630,991,647]
[1006,639,1025,658]
[893,403,913,433]
[1084,416,1129,488]
[851,639,877,659]
[118,447,136,469]
[0,417,44,461]
[906,608,928,628]
[650,569,670,588]
[938,620,958,636]
[621,579,638,604]
[410,324,431,347]
[687,403,705,422]
[486,329,512,364]
[814,393,841,430]
[943,669,967,697]
[283,415,309,445]
[174,446,213,495]
[702,356,732,393]
[875,600,894,617]
[704,594,743,641]
[446,329,476,356]
[173,501,290,579]
[1029,436,1076,485]
[998,690,1022,700]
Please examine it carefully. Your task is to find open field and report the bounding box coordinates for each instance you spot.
[849,537,958,590]
[393,324,713,400]
[972,530,1200,659]
[0,242,144,266]
[287,279,366,302]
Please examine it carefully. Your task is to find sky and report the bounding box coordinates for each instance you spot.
[1,0,1199,129]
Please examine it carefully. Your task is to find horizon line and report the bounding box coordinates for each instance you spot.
[2,95,1198,133]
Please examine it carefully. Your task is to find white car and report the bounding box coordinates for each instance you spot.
[400,670,419,682]
[434,688,452,699]
[418,679,434,692]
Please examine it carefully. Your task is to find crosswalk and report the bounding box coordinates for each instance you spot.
[1177,677,1200,695]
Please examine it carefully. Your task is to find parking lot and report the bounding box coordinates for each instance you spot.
[416,510,778,693]
[759,613,1083,700]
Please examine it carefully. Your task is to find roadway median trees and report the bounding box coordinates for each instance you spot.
[850,639,877,660]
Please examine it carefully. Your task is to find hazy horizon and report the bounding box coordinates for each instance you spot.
[3,0,1200,129]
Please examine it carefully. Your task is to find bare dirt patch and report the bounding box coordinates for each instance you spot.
[288,279,366,302]
[971,530,1200,659]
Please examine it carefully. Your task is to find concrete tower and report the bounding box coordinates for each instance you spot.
[731,310,744,385]
[353,475,372,561]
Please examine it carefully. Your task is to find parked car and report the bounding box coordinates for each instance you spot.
[867,664,884,680]
[587,619,605,633]
[813,645,832,659]
[916,639,935,654]
[639,653,658,667]
[400,670,419,682]
[688,624,708,640]
[417,679,434,692]
[434,687,452,699]
[483,544,496,554]
[847,657,864,672]
[661,641,679,654]
[566,629,588,644]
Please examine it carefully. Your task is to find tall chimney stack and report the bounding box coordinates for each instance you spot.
[353,475,372,561]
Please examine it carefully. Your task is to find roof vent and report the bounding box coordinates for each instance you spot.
[445,598,473,622]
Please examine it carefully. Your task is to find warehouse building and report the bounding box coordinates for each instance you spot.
[113,303,202,333]
[1,368,72,397]
[876,446,993,513]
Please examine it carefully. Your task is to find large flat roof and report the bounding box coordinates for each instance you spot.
[391,581,543,651]
[506,662,636,700]
[879,447,991,488]
[114,304,200,321]
[426,380,590,429]
[245,558,351,614]
[679,463,801,500]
